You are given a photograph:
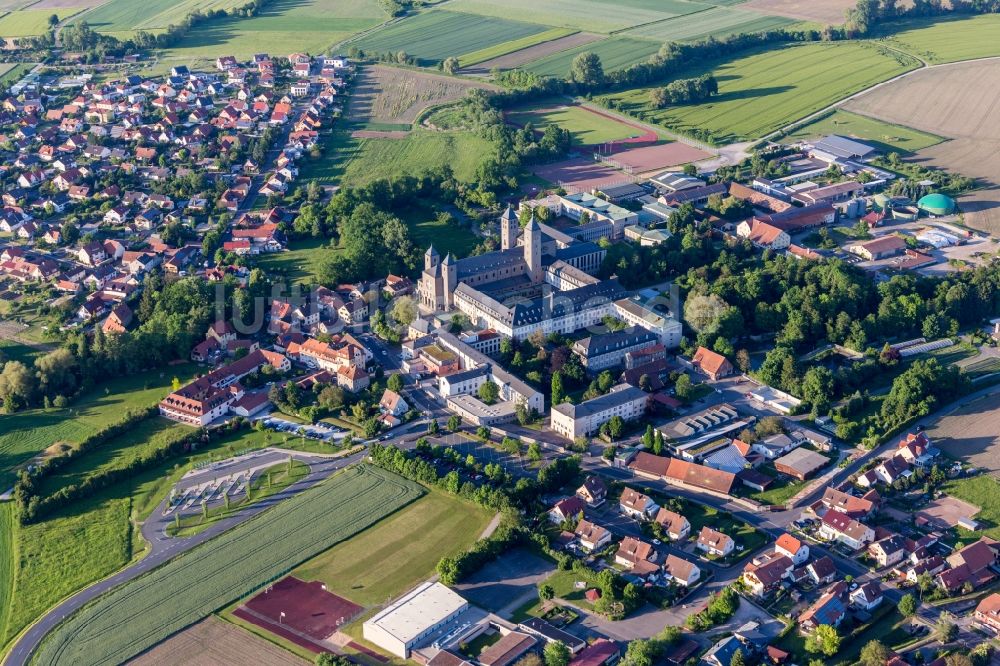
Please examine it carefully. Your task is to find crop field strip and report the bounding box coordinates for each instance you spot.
[523,36,663,78]
[353,10,549,65]
[0,6,85,36]
[442,0,713,33]
[597,41,919,145]
[83,0,249,33]
[621,6,798,42]
[880,13,1000,64]
[456,27,576,68]
[34,465,423,666]
[0,503,14,646]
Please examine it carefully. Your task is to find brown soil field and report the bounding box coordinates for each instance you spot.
[460,32,602,75]
[928,391,1000,474]
[351,129,408,139]
[845,60,1000,233]
[128,617,308,666]
[741,0,855,24]
[347,64,494,126]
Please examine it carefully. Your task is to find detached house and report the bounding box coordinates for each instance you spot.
[576,476,607,507]
[696,527,734,557]
[663,554,701,587]
[619,487,659,520]
[654,508,690,541]
[868,534,908,568]
[799,582,847,633]
[549,496,586,524]
[575,519,612,552]
[775,533,809,566]
[818,511,874,550]
[615,537,658,572]
[690,346,733,381]
[742,555,793,598]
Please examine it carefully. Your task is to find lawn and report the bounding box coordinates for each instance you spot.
[507,104,644,145]
[293,489,493,605]
[523,36,663,78]
[750,468,808,506]
[1,426,300,648]
[0,363,199,490]
[597,41,919,145]
[0,8,84,36]
[622,6,797,42]
[457,27,575,67]
[147,0,386,72]
[540,569,595,606]
[303,127,492,188]
[254,236,335,285]
[444,0,712,33]
[0,502,14,646]
[785,109,944,155]
[942,475,1000,542]
[881,13,1000,64]
[33,465,424,666]
[353,10,549,65]
[0,338,45,365]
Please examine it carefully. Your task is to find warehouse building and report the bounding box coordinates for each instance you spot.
[363,582,469,658]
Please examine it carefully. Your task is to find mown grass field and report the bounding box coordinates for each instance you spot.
[507,104,643,145]
[523,36,662,78]
[0,502,14,648]
[457,27,575,67]
[785,109,944,155]
[354,10,547,65]
[622,6,797,42]
[942,475,1000,543]
[598,41,919,145]
[1,426,299,649]
[444,0,711,32]
[34,465,423,666]
[148,0,386,72]
[881,13,1000,64]
[0,338,44,366]
[294,490,492,605]
[254,237,335,285]
[84,0,246,33]
[0,7,83,36]
[0,363,198,490]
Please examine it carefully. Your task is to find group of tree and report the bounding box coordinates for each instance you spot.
[649,74,718,107]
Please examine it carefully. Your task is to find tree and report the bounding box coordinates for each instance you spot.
[551,371,565,406]
[569,51,603,86]
[539,584,554,601]
[544,642,571,666]
[859,640,890,666]
[735,348,750,373]
[945,656,974,666]
[674,373,692,401]
[805,624,840,657]
[387,373,404,393]
[48,13,59,27]
[478,380,500,405]
[316,654,353,666]
[448,414,462,432]
[390,295,417,327]
[729,650,745,666]
[937,615,958,642]
[442,56,459,74]
[684,293,729,334]
[427,419,439,435]
[527,442,542,462]
[897,593,917,617]
[606,415,624,441]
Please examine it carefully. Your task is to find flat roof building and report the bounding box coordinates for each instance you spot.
[363,582,469,658]
[551,383,648,441]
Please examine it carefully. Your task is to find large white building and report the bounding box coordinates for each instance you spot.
[551,383,649,440]
[363,582,469,659]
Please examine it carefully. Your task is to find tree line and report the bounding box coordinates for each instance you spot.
[649,74,718,108]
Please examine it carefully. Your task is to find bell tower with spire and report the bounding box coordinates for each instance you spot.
[524,214,542,284]
[500,205,518,251]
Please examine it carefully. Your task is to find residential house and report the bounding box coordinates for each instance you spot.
[575,519,612,552]
[576,476,607,507]
[868,534,908,568]
[662,554,700,587]
[974,593,1000,634]
[614,537,657,571]
[742,555,793,598]
[690,346,733,380]
[818,511,875,550]
[806,556,838,586]
[849,581,884,611]
[549,496,586,524]
[653,508,690,541]
[697,527,735,557]
[619,487,659,520]
[378,389,408,418]
[736,219,791,250]
[937,537,999,593]
[799,582,847,633]
[775,533,809,566]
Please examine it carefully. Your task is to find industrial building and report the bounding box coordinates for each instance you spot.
[363,582,469,658]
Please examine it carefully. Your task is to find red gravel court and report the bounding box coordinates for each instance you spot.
[241,576,363,642]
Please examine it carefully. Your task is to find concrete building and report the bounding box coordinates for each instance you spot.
[550,383,648,440]
[572,328,659,371]
[363,582,469,659]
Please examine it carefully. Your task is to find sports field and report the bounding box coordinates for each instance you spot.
[444,0,712,32]
[33,465,423,666]
[149,0,386,71]
[523,36,663,78]
[882,14,1000,64]
[0,8,84,36]
[598,41,919,145]
[622,6,797,42]
[293,490,492,606]
[0,363,198,490]
[354,10,548,65]
[238,576,363,641]
[507,104,649,145]
[785,109,944,155]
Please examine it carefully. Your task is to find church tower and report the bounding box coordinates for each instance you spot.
[424,245,440,271]
[442,253,457,309]
[500,205,518,251]
[524,214,542,284]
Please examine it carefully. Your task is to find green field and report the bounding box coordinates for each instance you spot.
[785,109,944,155]
[507,104,644,145]
[294,490,492,605]
[354,10,548,64]
[942,475,1000,542]
[84,0,247,32]
[0,502,14,647]
[34,465,423,666]
[622,7,797,42]
[0,8,83,36]
[523,36,663,78]
[457,27,575,67]
[304,128,492,188]
[598,41,919,145]
[149,0,386,72]
[0,338,44,366]
[254,237,335,284]
[0,364,198,489]
[882,14,1000,64]
[444,0,712,32]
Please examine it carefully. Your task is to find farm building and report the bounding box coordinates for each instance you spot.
[808,134,878,162]
[918,193,956,216]
[774,448,829,480]
[363,582,469,658]
[849,235,906,260]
